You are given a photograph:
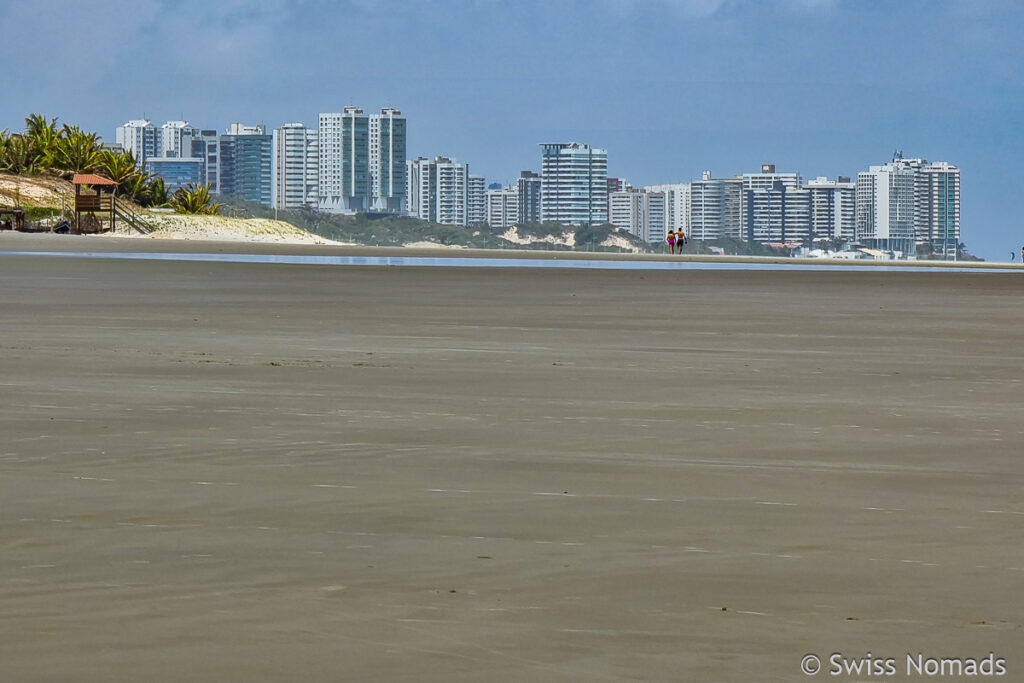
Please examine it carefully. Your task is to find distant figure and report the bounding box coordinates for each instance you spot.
[1021,246,1023,264]
[679,231,688,246]
[667,230,677,254]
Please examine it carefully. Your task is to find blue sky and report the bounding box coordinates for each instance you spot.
[1,0,1021,259]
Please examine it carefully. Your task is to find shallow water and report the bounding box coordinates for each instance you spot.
[1,250,1018,273]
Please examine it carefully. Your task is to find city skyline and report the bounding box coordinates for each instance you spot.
[110,111,961,256]
[1,0,1019,257]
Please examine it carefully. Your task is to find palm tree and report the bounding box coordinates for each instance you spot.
[120,174,149,205]
[170,183,222,215]
[0,133,44,174]
[23,114,61,173]
[49,125,103,177]
[25,114,59,142]
[147,177,169,207]
[99,150,139,185]
[0,129,11,171]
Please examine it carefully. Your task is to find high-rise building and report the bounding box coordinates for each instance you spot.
[856,161,917,253]
[190,130,221,193]
[404,156,426,217]
[689,171,742,241]
[115,119,159,166]
[130,120,199,191]
[743,181,811,244]
[318,107,368,213]
[406,156,469,226]
[160,121,196,158]
[739,164,805,244]
[609,188,668,243]
[319,107,405,214]
[540,142,608,225]
[805,177,855,242]
[856,156,961,256]
[219,125,272,206]
[368,107,406,212]
[486,186,518,229]
[517,171,542,224]
[608,189,642,236]
[915,162,960,257]
[644,183,690,237]
[272,123,319,210]
[644,190,668,244]
[468,175,486,226]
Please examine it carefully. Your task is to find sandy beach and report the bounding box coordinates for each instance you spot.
[1,236,1022,682]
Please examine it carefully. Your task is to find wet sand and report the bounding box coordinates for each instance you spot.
[2,238,1023,681]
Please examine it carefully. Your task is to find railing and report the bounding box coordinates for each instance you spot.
[75,195,111,212]
[113,199,156,234]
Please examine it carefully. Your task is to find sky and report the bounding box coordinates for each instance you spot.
[1,0,1021,259]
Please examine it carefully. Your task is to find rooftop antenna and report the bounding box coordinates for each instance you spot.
[893,149,903,162]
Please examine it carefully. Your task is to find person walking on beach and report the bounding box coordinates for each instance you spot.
[667,230,677,254]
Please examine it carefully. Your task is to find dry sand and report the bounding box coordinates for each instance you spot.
[1,236,1023,682]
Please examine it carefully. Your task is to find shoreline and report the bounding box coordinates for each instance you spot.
[2,232,1019,269]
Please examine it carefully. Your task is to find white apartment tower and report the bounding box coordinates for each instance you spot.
[740,164,806,244]
[805,177,856,242]
[540,142,608,225]
[115,119,159,166]
[644,183,690,237]
[319,107,406,214]
[406,156,469,226]
[318,107,368,213]
[160,120,196,158]
[608,190,643,237]
[467,175,486,226]
[404,157,425,216]
[689,171,742,240]
[486,186,519,229]
[856,161,917,253]
[272,123,319,210]
[915,161,960,257]
[609,188,669,243]
[368,107,406,212]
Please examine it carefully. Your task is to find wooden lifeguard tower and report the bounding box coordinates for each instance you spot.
[72,173,119,234]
